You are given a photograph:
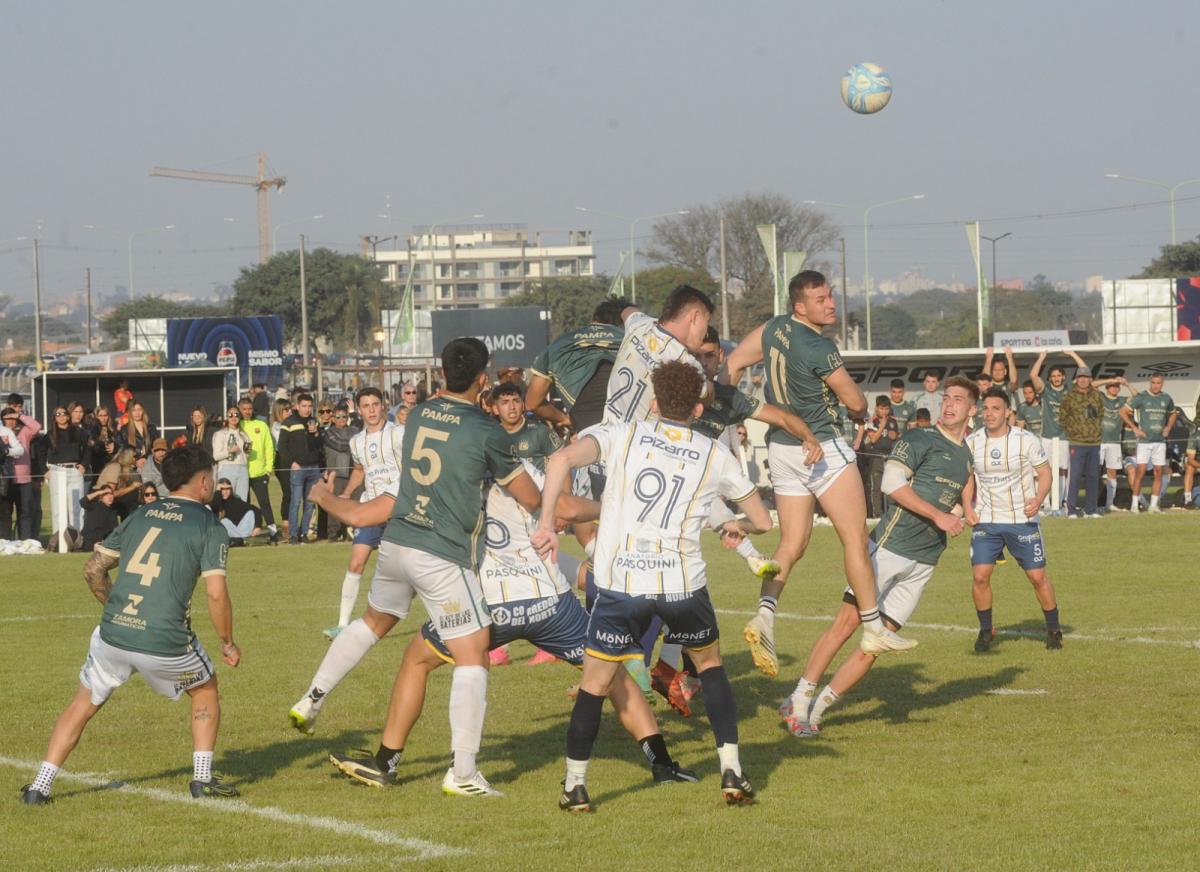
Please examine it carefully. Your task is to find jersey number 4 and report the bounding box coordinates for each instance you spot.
[122,527,164,617]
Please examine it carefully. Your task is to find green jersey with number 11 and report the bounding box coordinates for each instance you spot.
[760,315,843,444]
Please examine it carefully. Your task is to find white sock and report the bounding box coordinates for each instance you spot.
[310,619,380,705]
[267,523,278,534]
[717,742,741,777]
[31,761,58,795]
[809,685,841,724]
[791,677,818,709]
[564,757,589,790]
[734,537,762,560]
[1150,494,1159,508]
[1131,495,1140,513]
[1105,479,1117,507]
[337,571,362,627]
[449,665,488,780]
[858,608,885,634]
[657,643,682,671]
[1185,490,1193,505]
[193,751,213,782]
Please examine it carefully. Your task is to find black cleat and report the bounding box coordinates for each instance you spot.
[559,782,591,812]
[329,751,395,787]
[1045,629,1063,650]
[974,628,995,653]
[19,785,51,806]
[189,774,239,798]
[652,761,699,783]
[721,769,755,805]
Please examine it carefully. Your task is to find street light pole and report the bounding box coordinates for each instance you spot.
[575,206,689,304]
[1105,173,1200,245]
[981,232,1011,332]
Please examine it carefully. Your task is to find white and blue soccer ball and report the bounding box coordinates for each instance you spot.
[840,62,893,115]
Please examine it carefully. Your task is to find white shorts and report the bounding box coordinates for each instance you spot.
[768,438,855,498]
[1100,443,1123,471]
[1136,443,1167,467]
[843,544,935,629]
[79,627,215,706]
[368,542,491,641]
[1039,436,1068,469]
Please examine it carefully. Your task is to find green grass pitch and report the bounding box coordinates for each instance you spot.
[2,515,1197,871]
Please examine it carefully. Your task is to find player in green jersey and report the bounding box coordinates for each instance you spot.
[1183,430,1200,509]
[494,381,562,473]
[1015,381,1044,437]
[1031,349,1088,511]
[20,445,240,805]
[983,345,1019,399]
[727,271,917,678]
[781,376,977,737]
[1120,374,1179,513]
[888,379,917,431]
[1097,377,1137,510]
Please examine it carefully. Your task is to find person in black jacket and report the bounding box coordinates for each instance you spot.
[277,393,323,544]
[45,406,87,547]
[80,484,120,551]
[211,477,261,545]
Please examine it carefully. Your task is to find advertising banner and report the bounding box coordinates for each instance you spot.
[166,316,284,384]
[1177,278,1200,341]
[430,307,550,369]
[991,330,1071,349]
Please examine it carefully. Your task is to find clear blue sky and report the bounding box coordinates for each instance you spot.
[2,0,1197,305]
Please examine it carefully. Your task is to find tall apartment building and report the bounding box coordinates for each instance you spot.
[368,225,595,310]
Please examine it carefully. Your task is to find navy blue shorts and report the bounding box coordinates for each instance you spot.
[585,587,718,662]
[421,592,587,665]
[352,523,385,548]
[970,523,1046,570]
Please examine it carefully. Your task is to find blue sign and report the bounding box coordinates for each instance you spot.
[166,316,284,385]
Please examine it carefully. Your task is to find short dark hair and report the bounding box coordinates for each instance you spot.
[592,296,631,326]
[6,393,22,406]
[875,395,892,408]
[1021,379,1036,391]
[660,285,714,322]
[889,379,905,390]
[238,395,253,405]
[295,392,314,405]
[161,444,215,492]
[981,386,1010,408]
[945,375,981,404]
[491,381,523,402]
[355,387,384,406]
[1,406,17,421]
[915,408,932,422]
[787,270,828,305]
[252,382,265,390]
[975,372,992,382]
[702,326,720,345]
[441,337,490,392]
[1048,365,1065,377]
[651,361,706,422]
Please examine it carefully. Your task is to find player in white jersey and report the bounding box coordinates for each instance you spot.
[323,388,405,640]
[534,362,774,810]
[963,387,1063,651]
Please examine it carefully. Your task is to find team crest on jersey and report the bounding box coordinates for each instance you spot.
[518,440,529,451]
[369,442,378,456]
[990,448,1002,460]
[442,598,461,615]
[648,335,660,352]
[663,427,683,442]
[490,606,511,626]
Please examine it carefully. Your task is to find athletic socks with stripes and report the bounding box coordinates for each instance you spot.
[757,596,777,625]
[858,608,885,634]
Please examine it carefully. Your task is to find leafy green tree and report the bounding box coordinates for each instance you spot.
[1135,237,1200,278]
[870,304,918,349]
[99,296,229,348]
[230,249,392,350]
[503,276,612,339]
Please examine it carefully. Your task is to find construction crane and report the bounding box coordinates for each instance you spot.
[150,152,286,264]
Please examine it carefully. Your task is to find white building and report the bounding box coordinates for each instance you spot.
[369,225,595,310]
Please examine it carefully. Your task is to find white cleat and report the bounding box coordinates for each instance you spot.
[743,614,779,677]
[441,768,503,797]
[746,555,781,579]
[860,627,919,656]
[288,694,321,735]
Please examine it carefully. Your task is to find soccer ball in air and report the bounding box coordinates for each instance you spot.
[840,63,892,115]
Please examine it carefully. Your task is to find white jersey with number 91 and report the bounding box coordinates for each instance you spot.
[584,420,756,596]
[602,312,704,425]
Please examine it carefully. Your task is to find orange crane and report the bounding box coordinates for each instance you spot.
[150,152,286,264]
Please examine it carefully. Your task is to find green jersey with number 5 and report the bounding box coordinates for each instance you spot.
[97,497,229,657]
[760,315,843,444]
[384,396,524,569]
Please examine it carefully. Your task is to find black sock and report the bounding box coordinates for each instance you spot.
[566,689,605,762]
[977,608,993,633]
[1043,607,1060,631]
[698,665,738,746]
[680,652,697,677]
[638,733,672,768]
[374,744,403,773]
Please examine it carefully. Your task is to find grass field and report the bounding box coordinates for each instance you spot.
[2,515,1198,871]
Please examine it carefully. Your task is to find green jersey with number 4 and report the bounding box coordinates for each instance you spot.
[97,497,229,657]
[385,396,523,569]
[760,315,843,444]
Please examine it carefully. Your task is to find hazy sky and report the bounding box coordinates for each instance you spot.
[2,0,1197,306]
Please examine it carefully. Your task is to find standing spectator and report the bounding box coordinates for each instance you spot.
[1120,374,1178,513]
[119,400,158,467]
[45,406,87,544]
[315,400,335,433]
[983,346,1019,398]
[86,405,119,484]
[1015,381,1043,438]
[888,379,916,431]
[862,395,900,518]
[251,383,271,422]
[1058,366,1104,518]
[388,381,419,424]
[1031,349,1087,509]
[212,407,252,500]
[113,379,133,426]
[141,438,169,493]
[79,484,120,551]
[186,407,211,448]
[212,477,261,546]
[1099,377,1137,511]
[96,447,142,520]
[238,396,279,542]
[0,408,28,540]
[7,395,46,539]
[320,404,358,542]
[913,372,943,425]
[277,393,322,544]
[271,398,293,539]
[68,401,87,429]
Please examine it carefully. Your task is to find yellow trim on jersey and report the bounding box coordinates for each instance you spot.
[494,466,523,487]
[200,569,227,578]
[423,637,456,665]
[678,439,718,593]
[935,422,964,446]
[874,508,905,549]
[585,647,644,663]
[95,544,120,558]
[685,638,720,653]
[729,488,757,504]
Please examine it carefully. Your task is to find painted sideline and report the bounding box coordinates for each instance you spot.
[86,856,367,872]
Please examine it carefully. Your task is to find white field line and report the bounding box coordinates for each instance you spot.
[715,609,1200,649]
[986,688,1049,696]
[0,756,465,860]
[0,614,94,624]
[87,856,367,872]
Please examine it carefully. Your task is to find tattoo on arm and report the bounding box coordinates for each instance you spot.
[83,549,118,604]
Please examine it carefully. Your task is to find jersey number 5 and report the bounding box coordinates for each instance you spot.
[411,427,450,486]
